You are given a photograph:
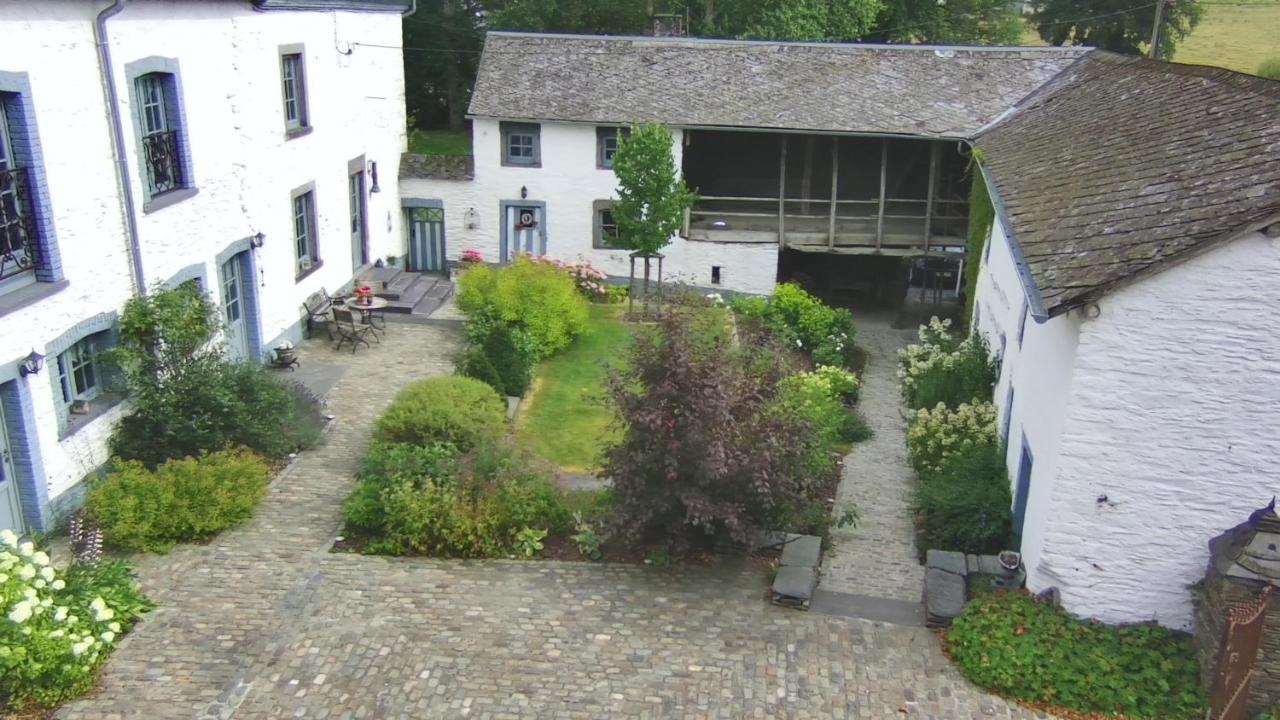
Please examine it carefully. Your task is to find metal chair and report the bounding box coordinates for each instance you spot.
[332,307,378,353]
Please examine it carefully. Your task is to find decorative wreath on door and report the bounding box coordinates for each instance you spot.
[515,209,538,230]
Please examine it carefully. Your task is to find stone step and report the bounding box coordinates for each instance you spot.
[382,275,437,313]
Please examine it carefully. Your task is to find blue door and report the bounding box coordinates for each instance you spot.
[0,400,24,534]
[1013,436,1033,540]
[407,206,445,272]
[501,203,545,261]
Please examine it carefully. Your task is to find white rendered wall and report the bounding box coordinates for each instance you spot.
[973,216,1080,585]
[399,118,779,295]
[0,0,406,514]
[1036,229,1280,629]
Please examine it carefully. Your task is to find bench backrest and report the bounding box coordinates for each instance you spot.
[303,291,331,315]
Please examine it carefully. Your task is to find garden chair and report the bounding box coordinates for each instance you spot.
[302,290,333,340]
[333,307,378,353]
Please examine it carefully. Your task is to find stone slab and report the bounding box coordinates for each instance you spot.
[810,589,926,627]
[772,565,817,605]
[925,567,967,627]
[926,549,968,576]
[779,534,822,569]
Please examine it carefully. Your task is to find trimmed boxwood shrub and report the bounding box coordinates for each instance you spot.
[374,376,506,450]
[947,591,1205,719]
[85,448,269,552]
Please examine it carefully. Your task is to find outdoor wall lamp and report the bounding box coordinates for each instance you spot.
[368,161,381,193]
[251,232,265,248]
[19,350,44,378]
[520,185,528,199]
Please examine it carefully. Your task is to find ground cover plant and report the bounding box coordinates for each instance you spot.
[515,303,631,472]
[108,281,323,467]
[602,297,840,551]
[0,531,152,709]
[85,449,270,553]
[947,591,1206,719]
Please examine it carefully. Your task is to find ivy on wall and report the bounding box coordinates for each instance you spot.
[963,156,994,335]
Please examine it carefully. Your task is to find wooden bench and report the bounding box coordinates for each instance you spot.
[302,290,333,340]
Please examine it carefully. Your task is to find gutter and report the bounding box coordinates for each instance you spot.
[95,0,146,295]
[976,159,1050,323]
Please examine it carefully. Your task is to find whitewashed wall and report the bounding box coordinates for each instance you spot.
[1036,229,1280,629]
[973,216,1080,581]
[400,118,779,295]
[0,0,406,522]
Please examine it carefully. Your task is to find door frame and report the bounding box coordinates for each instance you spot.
[403,198,446,272]
[1013,434,1034,540]
[0,397,24,534]
[219,254,249,361]
[0,378,49,533]
[348,155,370,271]
[498,199,547,263]
[214,239,263,361]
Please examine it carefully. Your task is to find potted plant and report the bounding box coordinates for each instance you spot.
[353,285,374,306]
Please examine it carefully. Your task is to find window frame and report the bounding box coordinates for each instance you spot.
[291,183,321,280]
[596,126,628,169]
[0,71,64,304]
[592,200,619,249]
[500,122,540,167]
[124,57,196,213]
[279,45,311,137]
[57,337,100,407]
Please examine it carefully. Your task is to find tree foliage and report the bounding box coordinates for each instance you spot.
[866,0,1023,44]
[611,123,698,257]
[602,299,835,550]
[1030,0,1202,59]
[403,0,484,131]
[695,0,884,40]
[485,0,651,33]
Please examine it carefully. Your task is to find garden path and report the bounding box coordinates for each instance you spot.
[57,321,1052,720]
[819,314,925,603]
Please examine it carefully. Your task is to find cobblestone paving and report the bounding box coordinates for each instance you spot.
[820,315,925,602]
[57,319,1052,719]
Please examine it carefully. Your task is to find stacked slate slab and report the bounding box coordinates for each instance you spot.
[771,534,822,610]
[924,549,1026,628]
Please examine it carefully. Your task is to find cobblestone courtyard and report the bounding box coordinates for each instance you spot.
[57,319,1052,719]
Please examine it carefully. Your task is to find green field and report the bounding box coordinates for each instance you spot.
[515,304,631,473]
[407,129,472,156]
[1017,2,1280,75]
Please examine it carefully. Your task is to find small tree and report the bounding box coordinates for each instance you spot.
[602,298,837,551]
[611,123,697,317]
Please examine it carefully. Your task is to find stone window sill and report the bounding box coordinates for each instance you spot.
[295,258,324,283]
[285,125,314,141]
[0,279,69,320]
[143,186,199,214]
[58,394,124,441]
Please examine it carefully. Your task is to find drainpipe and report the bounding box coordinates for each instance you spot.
[402,0,416,16]
[95,0,146,295]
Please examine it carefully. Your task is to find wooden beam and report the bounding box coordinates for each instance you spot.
[800,135,815,214]
[875,139,888,250]
[777,135,787,245]
[924,141,939,250]
[828,136,839,249]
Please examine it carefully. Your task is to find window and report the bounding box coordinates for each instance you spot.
[134,72,186,198]
[593,202,618,249]
[57,337,101,409]
[1017,302,1029,347]
[1002,384,1015,440]
[292,187,319,277]
[711,266,722,285]
[596,126,627,169]
[0,99,36,289]
[280,48,309,134]
[501,122,540,167]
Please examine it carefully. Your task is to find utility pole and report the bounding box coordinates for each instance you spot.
[1148,0,1168,59]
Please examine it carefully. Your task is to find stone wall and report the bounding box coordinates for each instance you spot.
[1195,566,1278,716]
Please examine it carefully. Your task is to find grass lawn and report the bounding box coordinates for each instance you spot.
[408,128,472,156]
[1017,4,1280,75]
[516,304,631,473]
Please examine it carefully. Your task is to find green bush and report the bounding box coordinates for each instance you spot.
[947,591,1205,719]
[0,531,153,709]
[85,449,269,552]
[906,401,998,476]
[462,314,537,397]
[341,442,458,534]
[913,443,1011,555]
[732,284,857,368]
[456,256,589,357]
[374,376,506,451]
[775,366,862,453]
[898,316,996,410]
[458,347,504,395]
[1258,57,1280,80]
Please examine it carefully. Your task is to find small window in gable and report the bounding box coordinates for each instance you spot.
[501,122,540,167]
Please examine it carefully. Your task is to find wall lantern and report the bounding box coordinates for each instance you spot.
[368,161,381,194]
[19,349,44,378]
[520,185,528,199]
[464,207,480,230]
[251,232,265,248]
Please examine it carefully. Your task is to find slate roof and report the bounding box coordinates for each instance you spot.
[468,32,1090,138]
[976,53,1280,314]
[400,153,474,181]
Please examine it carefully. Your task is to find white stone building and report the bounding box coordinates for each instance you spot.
[0,0,410,533]
[970,54,1280,629]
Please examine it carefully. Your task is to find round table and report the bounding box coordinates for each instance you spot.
[343,297,388,327]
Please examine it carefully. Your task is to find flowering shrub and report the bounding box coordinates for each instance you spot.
[905,401,998,476]
[898,316,996,410]
[460,249,484,264]
[456,255,589,357]
[731,284,857,368]
[0,531,152,708]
